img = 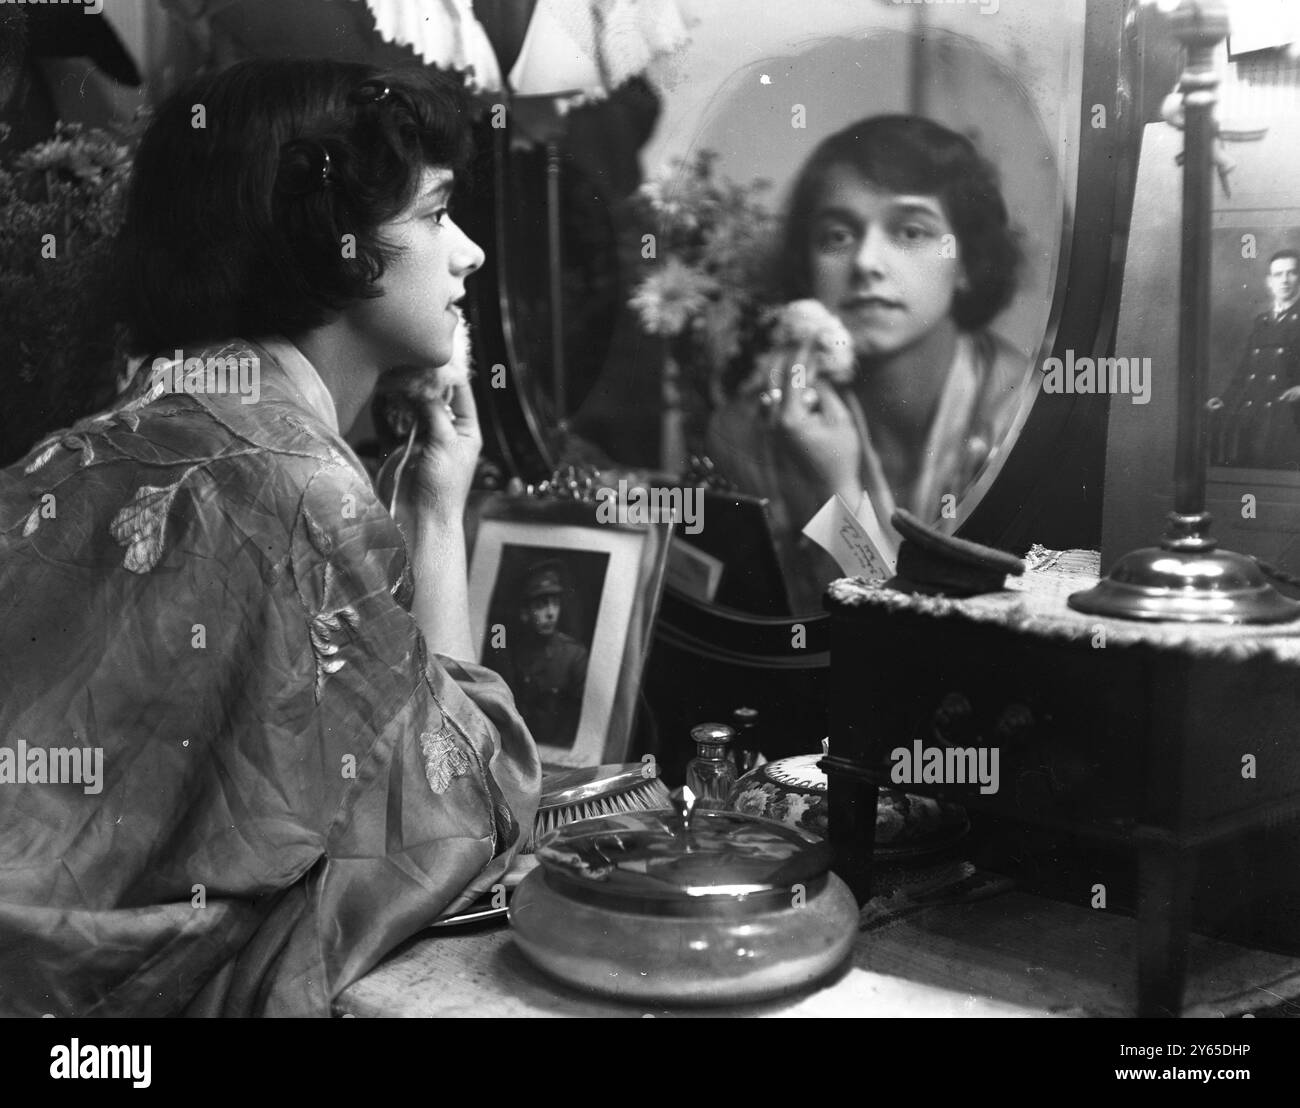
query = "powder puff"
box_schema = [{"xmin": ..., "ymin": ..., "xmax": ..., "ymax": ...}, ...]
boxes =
[{"xmin": 766, "ymin": 299, "xmax": 856, "ymax": 384}]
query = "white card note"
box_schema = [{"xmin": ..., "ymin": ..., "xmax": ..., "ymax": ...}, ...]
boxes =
[{"xmin": 802, "ymin": 494, "xmax": 897, "ymax": 581}]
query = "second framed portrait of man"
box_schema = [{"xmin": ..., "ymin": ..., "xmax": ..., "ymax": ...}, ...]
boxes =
[
  {"xmin": 1102, "ymin": 118, "xmax": 1300, "ymax": 576},
  {"xmin": 466, "ymin": 496, "xmax": 672, "ymax": 768}
]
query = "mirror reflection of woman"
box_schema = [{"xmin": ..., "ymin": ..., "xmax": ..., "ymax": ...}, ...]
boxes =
[{"xmin": 708, "ymin": 116, "xmax": 1025, "ymax": 607}]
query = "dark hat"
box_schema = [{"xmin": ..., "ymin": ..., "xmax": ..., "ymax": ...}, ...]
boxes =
[
  {"xmin": 887, "ymin": 508, "xmax": 1024, "ymax": 597},
  {"xmin": 520, "ymin": 560, "xmax": 566, "ymax": 601}
]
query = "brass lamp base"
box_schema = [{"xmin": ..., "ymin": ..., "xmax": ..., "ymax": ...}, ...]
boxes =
[{"xmin": 1069, "ymin": 545, "xmax": 1300, "ymax": 624}]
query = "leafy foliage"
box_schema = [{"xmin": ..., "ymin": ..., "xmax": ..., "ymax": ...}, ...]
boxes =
[
  {"xmin": 0, "ymin": 121, "xmax": 135, "ymax": 466},
  {"xmin": 629, "ymin": 151, "xmax": 780, "ymax": 391}
]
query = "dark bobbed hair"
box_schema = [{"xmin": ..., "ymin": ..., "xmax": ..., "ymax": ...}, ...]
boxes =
[
  {"xmin": 1269, "ymin": 249, "xmax": 1300, "ymax": 269},
  {"xmin": 778, "ymin": 115, "xmax": 1022, "ymax": 332},
  {"xmin": 116, "ymin": 58, "xmax": 475, "ymax": 355}
]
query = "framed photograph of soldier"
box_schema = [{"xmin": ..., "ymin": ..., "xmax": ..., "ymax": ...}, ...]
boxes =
[
  {"xmin": 1206, "ymin": 227, "xmax": 1300, "ymax": 472},
  {"xmin": 466, "ymin": 495, "xmax": 673, "ymax": 768},
  {"xmin": 1102, "ymin": 118, "xmax": 1300, "ymax": 576}
]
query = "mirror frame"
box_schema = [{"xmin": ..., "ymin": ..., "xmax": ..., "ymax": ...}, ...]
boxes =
[
  {"xmin": 466, "ymin": 126, "xmax": 557, "ymax": 483},
  {"xmin": 472, "ymin": 0, "xmax": 1147, "ymax": 670}
]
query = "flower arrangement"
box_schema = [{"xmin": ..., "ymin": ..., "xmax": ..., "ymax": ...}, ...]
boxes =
[
  {"xmin": 629, "ymin": 151, "xmax": 778, "ymax": 406},
  {"xmin": 627, "ymin": 151, "xmax": 854, "ymax": 453},
  {"xmin": 0, "ymin": 121, "xmax": 135, "ymax": 466}
]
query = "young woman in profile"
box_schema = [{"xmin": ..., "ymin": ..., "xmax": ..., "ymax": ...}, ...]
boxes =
[
  {"xmin": 708, "ymin": 115, "xmax": 1025, "ymax": 606},
  {"xmin": 0, "ymin": 59, "xmax": 540, "ymax": 1016}
]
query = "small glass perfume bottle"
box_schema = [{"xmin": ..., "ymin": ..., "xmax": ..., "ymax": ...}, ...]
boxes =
[
  {"xmin": 686, "ymin": 723, "xmax": 738, "ymax": 810},
  {"xmin": 731, "ymin": 706, "xmax": 760, "ymax": 775}
]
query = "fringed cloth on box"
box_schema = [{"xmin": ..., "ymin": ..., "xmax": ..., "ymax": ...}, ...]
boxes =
[{"xmin": 829, "ymin": 546, "xmax": 1300, "ymax": 665}]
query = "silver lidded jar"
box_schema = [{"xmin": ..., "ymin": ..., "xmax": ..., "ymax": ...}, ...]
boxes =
[{"xmin": 507, "ymin": 788, "xmax": 859, "ymax": 1005}]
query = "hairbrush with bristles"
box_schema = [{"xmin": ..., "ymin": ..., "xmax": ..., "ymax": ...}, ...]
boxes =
[{"xmin": 523, "ymin": 762, "xmax": 673, "ymax": 854}]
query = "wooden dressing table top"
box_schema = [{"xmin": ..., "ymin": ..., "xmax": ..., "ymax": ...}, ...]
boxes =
[{"xmin": 336, "ymin": 861, "xmax": 1300, "ymax": 1018}]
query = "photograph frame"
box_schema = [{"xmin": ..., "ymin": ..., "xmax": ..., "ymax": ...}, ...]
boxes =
[
  {"xmin": 1101, "ymin": 117, "xmax": 1300, "ymax": 574},
  {"xmin": 467, "ymin": 494, "xmax": 672, "ymax": 769}
]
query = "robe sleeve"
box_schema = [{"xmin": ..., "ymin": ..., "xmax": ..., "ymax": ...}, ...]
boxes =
[
  {"xmin": 0, "ymin": 398, "xmax": 540, "ymax": 1017},
  {"xmin": 187, "ymin": 434, "xmax": 543, "ymax": 1015}
]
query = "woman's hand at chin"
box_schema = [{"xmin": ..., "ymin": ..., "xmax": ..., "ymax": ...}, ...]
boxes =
[
  {"xmin": 388, "ymin": 373, "xmax": 481, "ymax": 660},
  {"xmin": 409, "ymin": 376, "xmax": 482, "ymax": 523},
  {"xmin": 378, "ymin": 371, "xmax": 482, "ymax": 531}
]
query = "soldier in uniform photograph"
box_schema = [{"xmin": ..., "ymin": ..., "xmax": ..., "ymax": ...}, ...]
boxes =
[
  {"xmin": 1209, "ymin": 249, "xmax": 1300, "ymax": 467},
  {"xmin": 493, "ymin": 559, "xmax": 591, "ymax": 751}
]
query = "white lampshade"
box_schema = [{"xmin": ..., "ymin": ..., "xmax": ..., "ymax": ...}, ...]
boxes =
[
  {"xmin": 507, "ymin": 0, "xmax": 607, "ymax": 98},
  {"xmin": 366, "ymin": 0, "xmax": 689, "ymax": 102},
  {"xmin": 1223, "ymin": 0, "xmax": 1300, "ymax": 54},
  {"xmin": 1140, "ymin": 0, "xmax": 1300, "ymax": 52},
  {"xmin": 512, "ymin": 0, "xmax": 690, "ymax": 100},
  {"xmin": 365, "ymin": 0, "xmax": 504, "ymax": 90}
]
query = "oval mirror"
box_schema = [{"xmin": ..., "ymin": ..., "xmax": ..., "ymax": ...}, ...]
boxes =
[{"xmin": 481, "ymin": 0, "xmax": 1139, "ymax": 664}]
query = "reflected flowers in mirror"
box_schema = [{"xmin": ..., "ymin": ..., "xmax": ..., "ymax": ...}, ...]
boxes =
[
  {"xmin": 628, "ymin": 153, "xmax": 859, "ymax": 455},
  {"xmin": 628, "ymin": 152, "xmax": 779, "ymax": 418},
  {"xmin": 628, "ymin": 256, "xmax": 718, "ymax": 338}
]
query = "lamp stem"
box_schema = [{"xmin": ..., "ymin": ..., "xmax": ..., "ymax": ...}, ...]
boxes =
[
  {"xmin": 1165, "ymin": 1, "xmax": 1225, "ymax": 551},
  {"xmin": 546, "ymin": 139, "xmax": 567, "ymax": 424}
]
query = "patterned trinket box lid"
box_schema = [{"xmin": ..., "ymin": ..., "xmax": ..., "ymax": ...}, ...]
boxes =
[{"xmin": 727, "ymin": 741, "xmax": 968, "ymax": 854}]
